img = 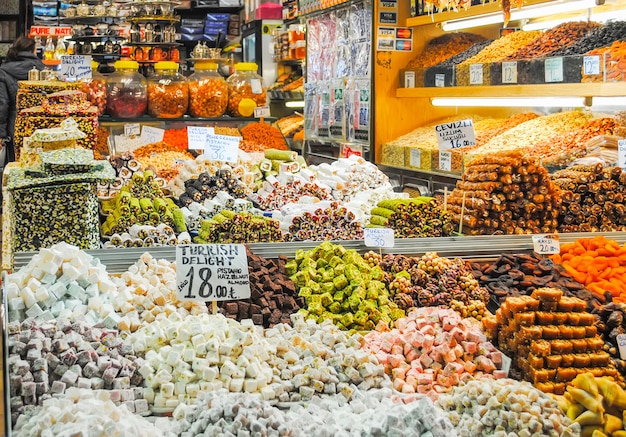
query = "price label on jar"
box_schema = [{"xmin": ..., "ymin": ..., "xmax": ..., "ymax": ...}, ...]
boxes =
[
  {"xmin": 439, "ymin": 151, "xmax": 452, "ymax": 172},
  {"xmin": 404, "ymin": 71, "xmax": 415, "ymax": 88},
  {"xmin": 254, "ymin": 106, "xmax": 271, "ymax": 118},
  {"xmin": 469, "ymin": 64, "xmax": 483, "ymax": 85},
  {"xmin": 545, "ymin": 57, "xmax": 564, "ymax": 83},
  {"xmin": 187, "ymin": 126, "xmax": 214, "ymax": 150},
  {"xmin": 434, "ymin": 119, "xmax": 476, "ymax": 150},
  {"xmin": 140, "ymin": 126, "xmax": 165, "ymax": 146},
  {"xmin": 532, "ymin": 233, "xmax": 560, "ymax": 255},
  {"xmin": 502, "ymin": 61, "xmax": 517, "ymax": 84},
  {"xmin": 124, "ymin": 123, "xmax": 141, "ymax": 137},
  {"xmin": 205, "ymin": 133, "xmax": 240, "ymax": 163},
  {"xmin": 619, "ymin": 140, "xmax": 626, "ymax": 170},
  {"xmin": 176, "ymin": 244, "xmax": 251, "ymax": 302},
  {"xmin": 364, "ymin": 227, "xmax": 395, "ymax": 248},
  {"xmin": 583, "ymin": 55, "xmax": 601, "ymax": 76},
  {"xmin": 435, "ymin": 74, "xmax": 445, "ymax": 88}
]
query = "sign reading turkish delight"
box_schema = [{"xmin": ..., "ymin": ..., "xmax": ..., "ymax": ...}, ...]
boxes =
[
  {"xmin": 176, "ymin": 244, "xmax": 251, "ymax": 302},
  {"xmin": 364, "ymin": 227, "xmax": 395, "ymax": 248}
]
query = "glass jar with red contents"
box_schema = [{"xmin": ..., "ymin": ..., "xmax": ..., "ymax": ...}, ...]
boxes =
[
  {"xmin": 106, "ymin": 60, "xmax": 147, "ymax": 118},
  {"xmin": 147, "ymin": 61, "xmax": 188, "ymax": 118},
  {"xmin": 79, "ymin": 60, "xmax": 107, "ymax": 115}
]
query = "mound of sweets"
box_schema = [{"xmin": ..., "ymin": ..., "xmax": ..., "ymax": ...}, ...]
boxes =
[{"xmin": 483, "ymin": 287, "xmax": 617, "ymax": 394}]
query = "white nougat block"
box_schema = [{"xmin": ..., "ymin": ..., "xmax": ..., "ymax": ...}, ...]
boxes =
[
  {"xmin": 62, "ymin": 263, "xmax": 81, "ymax": 281},
  {"xmin": 9, "ymin": 297, "xmax": 25, "ymax": 311},
  {"xmin": 25, "ymin": 303, "xmax": 44, "ymax": 319},
  {"xmin": 19, "ymin": 286, "xmax": 37, "ymax": 308},
  {"xmin": 5, "ymin": 282, "xmax": 20, "ymax": 300}
]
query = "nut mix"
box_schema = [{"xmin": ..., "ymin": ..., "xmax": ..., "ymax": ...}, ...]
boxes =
[
  {"xmin": 188, "ymin": 74, "xmax": 229, "ymax": 118},
  {"xmin": 147, "ymin": 81, "xmax": 189, "ymax": 118},
  {"xmin": 551, "ymin": 20, "xmax": 626, "ymax": 56}
]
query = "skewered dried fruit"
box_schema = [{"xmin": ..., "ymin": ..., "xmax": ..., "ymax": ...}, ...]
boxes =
[
  {"xmin": 448, "ymin": 150, "xmax": 561, "ymax": 235},
  {"xmin": 368, "ymin": 198, "xmax": 455, "ymax": 238},
  {"xmin": 285, "ymin": 241, "xmax": 404, "ymax": 330}
]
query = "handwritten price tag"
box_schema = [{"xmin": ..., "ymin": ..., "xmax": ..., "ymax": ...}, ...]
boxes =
[
  {"xmin": 187, "ymin": 126, "xmax": 214, "ymax": 150},
  {"xmin": 205, "ymin": 133, "xmax": 240, "ymax": 163},
  {"xmin": 469, "ymin": 64, "xmax": 483, "ymax": 85},
  {"xmin": 176, "ymin": 244, "xmax": 251, "ymax": 302},
  {"xmin": 124, "ymin": 123, "xmax": 141, "ymax": 137},
  {"xmin": 254, "ymin": 106, "xmax": 271, "ymax": 118},
  {"xmin": 435, "ymin": 119, "xmax": 476, "ymax": 150},
  {"xmin": 439, "ymin": 151, "xmax": 452, "ymax": 171},
  {"xmin": 140, "ymin": 126, "xmax": 165, "ymax": 146},
  {"xmin": 545, "ymin": 57, "xmax": 563, "ymax": 83},
  {"xmin": 435, "ymin": 74, "xmax": 445, "ymax": 88},
  {"xmin": 583, "ymin": 55, "xmax": 600, "ymax": 76},
  {"xmin": 532, "ymin": 233, "xmax": 560, "ymax": 255},
  {"xmin": 409, "ymin": 148, "xmax": 421, "ymax": 167},
  {"xmin": 364, "ymin": 228, "xmax": 395, "ymax": 248},
  {"xmin": 619, "ymin": 140, "xmax": 626, "ymax": 170},
  {"xmin": 404, "ymin": 71, "xmax": 415, "ymax": 88},
  {"xmin": 60, "ymin": 55, "xmax": 92, "ymax": 81},
  {"xmin": 502, "ymin": 61, "xmax": 517, "ymax": 84},
  {"xmin": 618, "ymin": 334, "xmax": 626, "ymax": 359}
]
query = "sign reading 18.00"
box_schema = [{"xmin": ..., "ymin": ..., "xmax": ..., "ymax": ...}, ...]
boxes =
[{"xmin": 176, "ymin": 244, "xmax": 251, "ymax": 301}]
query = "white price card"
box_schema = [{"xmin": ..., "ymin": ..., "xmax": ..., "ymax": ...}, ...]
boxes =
[
  {"xmin": 113, "ymin": 135, "xmax": 143, "ymax": 153},
  {"xmin": 409, "ymin": 148, "xmax": 421, "ymax": 167},
  {"xmin": 176, "ymin": 244, "xmax": 251, "ymax": 302},
  {"xmin": 364, "ymin": 228, "xmax": 395, "ymax": 248},
  {"xmin": 545, "ymin": 57, "xmax": 564, "ymax": 83},
  {"xmin": 205, "ymin": 133, "xmax": 240, "ymax": 163},
  {"xmin": 140, "ymin": 126, "xmax": 165, "ymax": 146},
  {"xmin": 619, "ymin": 139, "xmax": 626, "ymax": 169},
  {"xmin": 124, "ymin": 123, "xmax": 141, "ymax": 137},
  {"xmin": 500, "ymin": 351, "xmax": 512, "ymax": 376},
  {"xmin": 439, "ymin": 151, "xmax": 452, "ymax": 172},
  {"xmin": 60, "ymin": 55, "xmax": 91, "ymax": 81},
  {"xmin": 187, "ymin": 126, "xmax": 214, "ymax": 150},
  {"xmin": 502, "ymin": 61, "xmax": 517, "ymax": 84},
  {"xmin": 435, "ymin": 74, "xmax": 445, "ymax": 88},
  {"xmin": 618, "ymin": 334, "xmax": 626, "ymax": 359},
  {"xmin": 404, "ymin": 71, "xmax": 415, "ymax": 88},
  {"xmin": 469, "ymin": 64, "xmax": 483, "ymax": 85},
  {"xmin": 434, "ymin": 119, "xmax": 476, "ymax": 150},
  {"xmin": 532, "ymin": 233, "xmax": 560, "ymax": 255},
  {"xmin": 583, "ymin": 55, "xmax": 601, "ymax": 76},
  {"xmin": 250, "ymin": 78, "xmax": 263, "ymax": 94},
  {"xmin": 254, "ymin": 106, "xmax": 271, "ymax": 118}
]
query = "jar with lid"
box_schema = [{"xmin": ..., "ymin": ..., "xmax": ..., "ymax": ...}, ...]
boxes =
[
  {"xmin": 188, "ymin": 62, "xmax": 228, "ymax": 117},
  {"xmin": 147, "ymin": 61, "xmax": 188, "ymax": 118},
  {"xmin": 106, "ymin": 60, "xmax": 147, "ymax": 117},
  {"xmin": 76, "ymin": 1, "xmax": 90, "ymax": 16},
  {"xmin": 226, "ymin": 62, "xmax": 267, "ymax": 117},
  {"xmin": 93, "ymin": 3, "xmax": 106, "ymax": 16},
  {"xmin": 80, "ymin": 61, "xmax": 107, "ymax": 115}
]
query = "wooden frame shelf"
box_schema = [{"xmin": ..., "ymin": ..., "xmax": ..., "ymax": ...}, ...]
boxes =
[{"xmin": 396, "ymin": 82, "xmax": 626, "ymax": 98}]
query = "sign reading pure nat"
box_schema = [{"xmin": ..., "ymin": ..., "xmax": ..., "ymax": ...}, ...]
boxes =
[
  {"xmin": 176, "ymin": 244, "xmax": 251, "ymax": 302},
  {"xmin": 434, "ymin": 119, "xmax": 477, "ymax": 150}
]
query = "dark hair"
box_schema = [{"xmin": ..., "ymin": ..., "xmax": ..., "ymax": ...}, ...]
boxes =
[{"xmin": 6, "ymin": 36, "xmax": 36, "ymax": 62}]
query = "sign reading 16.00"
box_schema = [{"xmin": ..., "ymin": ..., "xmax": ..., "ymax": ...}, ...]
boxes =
[{"xmin": 176, "ymin": 244, "xmax": 251, "ymax": 302}]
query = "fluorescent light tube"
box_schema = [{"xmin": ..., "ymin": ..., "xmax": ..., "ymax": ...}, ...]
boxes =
[
  {"xmin": 430, "ymin": 97, "xmax": 586, "ymax": 107},
  {"xmin": 285, "ymin": 100, "xmax": 305, "ymax": 108}
]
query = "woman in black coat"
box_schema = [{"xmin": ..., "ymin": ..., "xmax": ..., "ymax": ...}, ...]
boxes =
[{"xmin": 0, "ymin": 36, "xmax": 45, "ymax": 164}]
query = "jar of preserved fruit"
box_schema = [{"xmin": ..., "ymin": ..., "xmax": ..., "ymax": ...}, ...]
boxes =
[
  {"xmin": 80, "ymin": 61, "xmax": 107, "ymax": 115},
  {"xmin": 188, "ymin": 62, "xmax": 228, "ymax": 118},
  {"xmin": 106, "ymin": 60, "xmax": 147, "ymax": 118},
  {"xmin": 147, "ymin": 61, "xmax": 188, "ymax": 118},
  {"xmin": 226, "ymin": 62, "xmax": 267, "ymax": 117}
]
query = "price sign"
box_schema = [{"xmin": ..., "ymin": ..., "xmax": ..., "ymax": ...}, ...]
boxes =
[
  {"xmin": 619, "ymin": 140, "xmax": 626, "ymax": 169},
  {"xmin": 434, "ymin": 119, "xmax": 476, "ymax": 150},
  {"xmin": 187, "ymin": 126, "xmax": 214, "ymax": 150},
  {"xmin": 500, "ymin": 351, "xmax": 512, "ymax": 376},
  {"xmin": 409, "ymin": 148, "xmax": 421, "ymax": 167},
  {"xmin": 364, "ymin": 228, "xmax": 395, "ymax": 248},
  {"xmin": 439, "ymin": 151, "xmax": 452, "ymax": 171},
  {"xmin": 545, "ymin": 57, "xmax": 564, "ymax": 83},
  {"xmin": 469, "ymin": 64, "xmax": 483, "ymax": 85},
  {"xmin": 340, "ymin": 143, "xmax": 363, "ymax": 158},
  {"xmin": 113, "ymin": 135, "xmax": 143, "ymax": 153},
  {"xmin": 502, "ymin": 61, "xmax": 517, "ymax": 84},
  {"xmin": 124, "ymin": 123, "xmax": 141, "ymax": 137},
  {"xmin": 583, "ymin": 55, "xmax": 601, "ymax": 76},
  {"xmin": 254, "ymin": 106, "xmax": 271, "ymax": 118},
  {"xmin": 205, "ymin": 133, "xmax": 240, "ymax": 163},
  {"xmin": 176, "ymin": 244, "xmax": 251, "ymax": 302},
  {"xmin": 404, "ymin": 71, "xmax": 415, "ymax": 88},
  {"xmin": 617, "ymin": 334, "xmax": 626, "ymax": 359},
  {"xmin": 532, "ymin": 233, "xmax": 560, "ymax": 255},
  {"xmin": 435, "ymin": 74, "xmax": 445, "ymax": 88},
  {"xmin": 140, "ymin": 126, "xmax": 165, "ymax": 146},
  {"xmin": 60, "ymin": 55, "xmax": 92, "ymax": 81}
]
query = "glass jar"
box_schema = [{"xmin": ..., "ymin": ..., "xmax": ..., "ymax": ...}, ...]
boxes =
[
  {"xmin": 76, "ymin": 1, "xmax": 90, "ymax": 16},
  {"xmin": 147, "ymin": 61, "xmax": 188, "ymax": 118},
  {"xmin": 226, "ymin": 62, "xmax": 267, "ymax": 117},
  {"xmin": 93, "ymin": 3, "xmax": 106, "ymax": 16},
  {"xmin": 80, "ymin": 61, "xmax": 107, "ymax": 115},
  {"xmin": 106, "ymin": 60, "xmax": 147, "ymax": 118},
  {"xmin": 188, "ymin": 62, "xmax": 228, "ymax": 118}
]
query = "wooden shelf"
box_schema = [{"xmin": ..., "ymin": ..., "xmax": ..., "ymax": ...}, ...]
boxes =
[
  {"xmin": 405, "ymin": 0, "xmax": 552, "ymax": 27},
  {"xmin": 396, "ymin": 82, "xmax": 626, "ymax": 98}
]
